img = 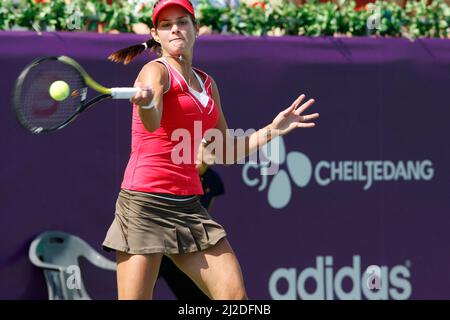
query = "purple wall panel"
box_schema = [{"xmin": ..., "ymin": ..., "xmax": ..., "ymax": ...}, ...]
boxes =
[{"xmin": 1, "ymin": 31, "xmax": 449, "ymax": 299}]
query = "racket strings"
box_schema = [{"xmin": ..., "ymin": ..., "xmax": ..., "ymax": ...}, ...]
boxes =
[{"xmin": 16, "ymin": 59, "xmax": 86, "ymax": 131}]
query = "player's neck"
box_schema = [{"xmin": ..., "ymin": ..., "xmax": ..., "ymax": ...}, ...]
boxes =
[
  {"xmin": 161, "ymin": 52, "xmax": 193, "ymax": 70},
  {"xmin": 162, "ymin": 53, "xmax": 195, "ymax": 85}
]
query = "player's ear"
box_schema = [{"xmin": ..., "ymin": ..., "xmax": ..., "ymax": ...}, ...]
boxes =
[{"xmin": 151, "ymin": 28, "xmax": 159, "ymax": 43}]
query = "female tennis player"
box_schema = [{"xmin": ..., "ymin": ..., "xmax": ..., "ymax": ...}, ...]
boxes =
[{"xmin": 102, "ymin": 0, "xmax": 319, "ymax": 300}]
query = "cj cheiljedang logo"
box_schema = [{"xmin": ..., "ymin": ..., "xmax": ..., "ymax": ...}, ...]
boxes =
[
  {"xmin": 242, "ymin": 137, "xmax": 434, "ymax": 209},
  {"xmin": 269, "ymin": 255, "xmax": 412, "ymax": 300}
]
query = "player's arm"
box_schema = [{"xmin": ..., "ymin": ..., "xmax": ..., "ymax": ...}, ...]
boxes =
[
  {"xmin": 196, "ymin": 159, "xmax": 209, "ymax": 176},
  {"xmin": 132, "ymin": 61, "xmax": 168, "ymax": 132}
]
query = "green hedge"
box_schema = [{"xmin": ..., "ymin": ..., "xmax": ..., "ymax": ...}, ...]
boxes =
[{"xmin": 0, "ymin": 0, "xmax": 449, "ymax": 39}]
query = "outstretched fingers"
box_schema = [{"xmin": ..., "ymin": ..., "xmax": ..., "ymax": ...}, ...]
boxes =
[
  {"xmin": 282, "ymin": 94, "xmax": 305, "ymax": 115},
  {"xmin": 295, "ymin": 98, "xmax": 316, "ymax": 116},
  {"xmin": 297, "ymin": 122, "xmax": 316, "ymax": 128},
  {"xmin": 300, "ymin": 113, "xmax": 320, "ymax": 122}
]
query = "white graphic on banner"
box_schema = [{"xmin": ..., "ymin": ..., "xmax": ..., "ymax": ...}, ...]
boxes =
[
  {"xmin": 242, "ymin": 137, "xmax": 434, "ymax": 209},
  {"xmin": 268, "ymin": 255, "xmax": 412, "ymax": 300},
  {"xmin": 242, "ymin": 137, "xmax": 312, "ymax": 209}
]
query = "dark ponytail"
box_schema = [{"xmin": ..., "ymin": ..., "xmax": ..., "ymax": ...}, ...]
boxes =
[{"xmin": 108, "ymin": 38, "xmax": 162, "ymax": 65}]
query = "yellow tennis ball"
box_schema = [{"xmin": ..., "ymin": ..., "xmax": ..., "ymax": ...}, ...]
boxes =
[{"xmin": 49, "ymin": 80, "xmax": 70, "ymax": 101}]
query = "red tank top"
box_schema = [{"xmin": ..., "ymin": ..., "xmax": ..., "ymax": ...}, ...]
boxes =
[{"xmin": 121, "ymin": 58, "xmax": 219, "ymax": 195}]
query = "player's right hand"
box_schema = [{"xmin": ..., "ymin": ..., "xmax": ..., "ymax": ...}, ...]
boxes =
[{"xmin": 131, "ymin": 81, "xmax": 154, "ymax": 108}]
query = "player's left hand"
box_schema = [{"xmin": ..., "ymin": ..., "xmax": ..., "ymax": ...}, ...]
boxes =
[{"xmin": 270, "ymin": 94, "xmax": 319, "ymax": 136}]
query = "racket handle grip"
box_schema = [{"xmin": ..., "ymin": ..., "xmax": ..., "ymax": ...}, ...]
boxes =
[{"xmin": 110, "ymin": 87, "xmax": 140, "ymax": 99}]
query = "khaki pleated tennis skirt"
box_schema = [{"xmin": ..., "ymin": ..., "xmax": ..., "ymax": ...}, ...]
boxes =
[{"xmin": 102, "ymin": 189, "xmax": 227, "ymax": 255}]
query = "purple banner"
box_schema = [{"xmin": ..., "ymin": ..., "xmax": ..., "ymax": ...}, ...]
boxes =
[{"xmin": 1, "ymin": 31, "xmax": 450, "ymax": 299}]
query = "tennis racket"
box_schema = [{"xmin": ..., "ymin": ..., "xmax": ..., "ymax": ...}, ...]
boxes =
[{"xmin": 13, "ymin": 55, "xmax": 140, "ymax": 134}]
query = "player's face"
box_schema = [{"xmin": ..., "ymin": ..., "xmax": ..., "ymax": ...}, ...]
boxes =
[{"xmin": 154, "ymin": 6, "xmax": 197, "ymax": 56}]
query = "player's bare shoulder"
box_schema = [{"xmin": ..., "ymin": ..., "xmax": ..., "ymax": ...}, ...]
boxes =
[
  {"xmin": 136, "ymin": 59, "xmax": 169, "ymax": 91},
  {"xmin": 141, "ymin": 59, "xmax": 166, "ymax": 76}
]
